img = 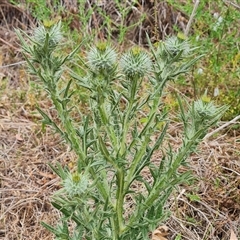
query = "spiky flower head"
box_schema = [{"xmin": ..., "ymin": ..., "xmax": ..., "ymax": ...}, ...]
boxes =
[
  {"xmin": 120, "ymin": 47, "xmax": 152, "ymax": 79},
  {"xmin": 185, "ymin": 99, "xmax": 227, "ymax": 140},
  {"xmin": 193, "ymin": 99, "xmax": 218, "ymax": 121},
  {"xmin": 157, "ymin": 36, "xmax": 190, "ymax": 61},
  {"xmin": 87, "ymin": 42, "xmax": 117, "ymax": 74},
  {"xmin": 33, "ymin": 21, "xmax": 62, "ymax": 51},
  {"xmin": 63, "ymin": 171, "xmax": 89, "ymax": 198}
]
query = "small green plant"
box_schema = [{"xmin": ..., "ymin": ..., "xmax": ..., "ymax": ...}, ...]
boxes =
[
  {"xmin": 174, "ymin": 234, "xmax": 182, "ymax": 240},
  {"xmin": 16, "ymin": 22, "xmax": 227, "ymax": 239}
]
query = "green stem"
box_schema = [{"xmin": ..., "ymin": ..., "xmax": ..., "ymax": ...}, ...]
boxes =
[
  {"xmin": 120, "ymin": 76, "xmax": 138, "ymax": 156},
  {"xmin": 98, "ymin": 102, "xmax": 119, "ymax": 153},
  {"xmin": 139, "ymin": 81, "xmax": 165, "ymax": 138},
  {"xmin": 124, "ymin": 136, "xmax": 150, "ymax": 194},
  {"xmin": 119, "ymin": 100, "xmax": 133, "ymax": 156},
  {"xmin": 115, "ymin": 168, "xmax": 125, "ymax": 236}
]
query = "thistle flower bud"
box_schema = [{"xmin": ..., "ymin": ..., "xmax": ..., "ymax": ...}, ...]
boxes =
[
  {"xmin": 87, "ymin": 42, "xmax": 117, "ymax": 74},
  {"xmin": 120, "ymin": 47, "xmax": 152, "ymax": 79},
  {"xmin": 193, "ymin": 99, "xmax": 217, "ymax": 121},
  {"xmin": 63, "ymin": 172, "xmax": 89, "ymax": 198},
  {"xmin": 33, "ymin": 22, "xmax": 62, "ymax": 50},
  {"xmin": 157, "ymin": 36, "xmax": 190, "ymax": 61}
]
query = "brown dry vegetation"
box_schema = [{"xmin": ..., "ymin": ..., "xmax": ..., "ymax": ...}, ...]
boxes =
[{"xmin": 0, "ymin": 1, "xmax": 240, "ymax": 240}]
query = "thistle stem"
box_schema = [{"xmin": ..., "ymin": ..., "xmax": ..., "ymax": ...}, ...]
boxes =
[
  {"xmin": 120, "ymin": 76, "xmax": 138, "ymax": 156},
  {"xmin": 115, "ymin": 168, "xmax": 125, "ymax": 236}
]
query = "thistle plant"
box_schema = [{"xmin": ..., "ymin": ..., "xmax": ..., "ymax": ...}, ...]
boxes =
[{"xmin": 16, "ymin": 22, "xmax": 227, "ymax": 240}]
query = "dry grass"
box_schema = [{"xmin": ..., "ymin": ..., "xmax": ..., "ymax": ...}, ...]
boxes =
[
  {"xmin": 166, "ymin": 133, "xmax": 240, "ymax": 240},
  {"xmin": 0, "ymin": 2, "xmax": 240, "ymax": 239}
]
